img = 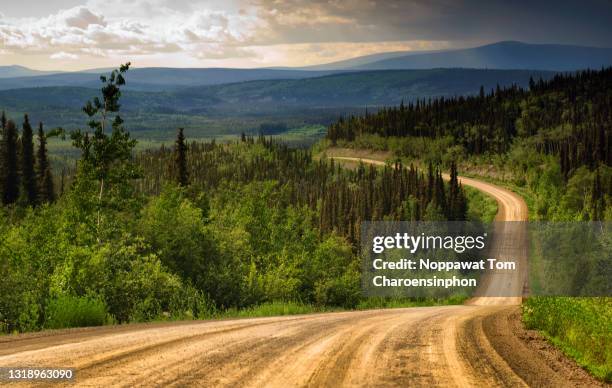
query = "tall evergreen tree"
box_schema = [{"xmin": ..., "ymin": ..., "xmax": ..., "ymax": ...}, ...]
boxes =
[
  {"xmin": 2, "ymin": 120, "xmax": 20, "ymax": 205},
  {"xmin": 36, "ymin": 123, "xmax": 54, "ymax": 203},
  {"xmin": 21, "ymin": 115, "xmax": 37, "ymax": 206},
  {"xmin": 0, "ymin": 111, "xmax": 6, "ymax": 198},
  {"xmin": 448, "ymin": 161, "xmax": 461, "ymax": 220},
  {"xmin": 175, "ymin": 127, "xmax": 189, "ymax": 186},
  {"xmin": 0, "ymin": 111, "xmax": 6, "ymax": 135}
]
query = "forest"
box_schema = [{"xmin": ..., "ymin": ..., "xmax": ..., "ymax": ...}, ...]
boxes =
[
  {"xmin": 0, "ymin": 64, "xmax": 483, "ymax": 334},
  {"xmin": 327, "ymin": 68, "xmax": 612, "ymax": 221}
]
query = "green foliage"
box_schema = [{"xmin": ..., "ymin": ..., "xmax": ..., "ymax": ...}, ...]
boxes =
[
  {"xmin": 174, "ymin": 128, "xmax": 189, "ymax": 186},
  {"xmin": 0, "ymin": 64, "xmax": 540, "ymax": 335},
  {"xmin": 505, "ymin": 139, "xmax": 611, "ymax": 221},
  {"xmin": 328, "ymin": 69, "xmax": 611, "ymax": 220},
  {"xmin": 217, "ymin": 301, "xmax": 334, "ymax": 319},
  {"xmin": 36, "ymin": 123, "xmax": 55, "ymax": 203},
  {"xmin": 45, "ymin": 296, "xmax": 110, "ymax": 329},
  {"xmin": 464, "ymin": 186, "xmax": 498, "ymax": 222},
  {"xmin": 69, "ymin": 63, "xmax": 141, "ymax": 241},
  {"xmin": 1, "ymin": 119, "xmax": 19, "ymax": 204},
  {"xmin": 356, "ymin": 295, "xmax": 468, "ymax": 309},
  {"xmin": 20, "ymin": 115, "xmax": 37, "ymax": 206},
  {"xmin": 138, "ymin": 186, "xmax": 210, "ymax": 289},
  {"xmin": 523, "ymin": 297, "xmax": 612, "ymax": 382},
  {"xmin": 312, "ymin": 237, "xmax": 361, "ymax": 308}
]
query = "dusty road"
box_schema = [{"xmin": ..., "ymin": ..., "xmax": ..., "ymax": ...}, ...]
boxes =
[{"xmin": 0, "ymin": 156, "xmax": 596, "ymax": 387}]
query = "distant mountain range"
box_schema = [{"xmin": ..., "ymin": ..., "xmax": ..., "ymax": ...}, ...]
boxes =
[
  {"xmin": 0, "ymin": 68, "xmax": 555, "ymax": 135},
  {"xmin": 0, "ymin": 65, "xmax": 62, "ymax": 78},
  {"xmin": 1, "ymin": 41, "xmax": 610, "ymax": 92},
  {"xmin": 303, "ymin": 41, "xmax": 612, "ymax": 71}
]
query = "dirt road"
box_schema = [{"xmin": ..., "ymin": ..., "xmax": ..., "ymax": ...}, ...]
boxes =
[{"xmin": 0, "ymin": 156, "xmax": 596, "ymax": 387}]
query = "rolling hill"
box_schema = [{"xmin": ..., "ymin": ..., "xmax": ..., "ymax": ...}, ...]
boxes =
[
  {"xmin": 0, "ymin": 68, "xmax": 341, "ymax": 92},
  {"xmin": 0, "ymin": 68, "xmax": 555, "ymax": 139}
]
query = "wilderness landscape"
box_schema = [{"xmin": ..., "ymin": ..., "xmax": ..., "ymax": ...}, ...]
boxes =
[{"xmin": 0, "ymin": 1, "xmax": 610, "ymax": 386}]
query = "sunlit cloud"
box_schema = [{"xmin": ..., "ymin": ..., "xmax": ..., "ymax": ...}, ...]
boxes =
[
  {"xmin": 50, "ymin": 51, "xmax": 80, "ymax": 59},
  {"xmin": 246, "ymin": 41, "xmax": 452, "ymax": 67}
]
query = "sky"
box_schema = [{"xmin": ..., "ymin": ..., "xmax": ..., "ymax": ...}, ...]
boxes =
[{"xmin": 1, "ymin": 0, "xmax": 611, "ymax": 71}]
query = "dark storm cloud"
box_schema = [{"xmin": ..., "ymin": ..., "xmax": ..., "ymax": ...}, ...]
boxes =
[{"xmin": 253, "ymin": 0, "xmax": 612, "ymax": 47}]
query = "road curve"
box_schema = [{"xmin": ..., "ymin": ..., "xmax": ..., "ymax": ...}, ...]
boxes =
[
  {"xmin": 330, "ymin": 156, "xmax": 529, "ymax": 306},
  {"xmin": 1, "ymin": 156, "xmax": 583, "ymax": 387}
]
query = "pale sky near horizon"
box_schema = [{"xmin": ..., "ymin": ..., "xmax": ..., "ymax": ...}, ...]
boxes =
[{"xmin": 1, "ymin": 0, "xmax": 611, "ymax": 71}]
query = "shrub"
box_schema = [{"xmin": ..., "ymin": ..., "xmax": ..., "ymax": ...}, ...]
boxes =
[
  {"xmin": 139, "ymin": 186, "xmax": 210, "ymax": 287},
  {"xmin": 45, "ymin": 295, "xmax": 110, "ymax": 329},
  {"xmin": 314, "ymin": 270, "xmax": 361, "ymax": 309}
]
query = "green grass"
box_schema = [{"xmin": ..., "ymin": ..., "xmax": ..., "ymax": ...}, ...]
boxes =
[
  {"xmin": 464, "ymin": 185, "xmax": 498, "ymax": 222},
  {"xmin": 357, "ymin": 295, "xmax": 469, "ymax": 309},
  {"xmin": 46, "ymin": 125, "xmax": 326, "ymax": 156},
  {"xmin": 458, "ymin": 171, "xmax": 537, "ymax": 221},
  {"xmin": 44, "ymin": 296, "xmax": 113, "ymax": 329},
  {"xmin": 212, "ymin": 301, "xmax": 338, "ymax": 319},
  {"xmin": 2, "ymin": 296, "xmax": 469, "ymax": 337},
  {"xmin": 274, "ymin": 125, "xmax": 327, "ymax": 146},
  {"xmin": 207, "ymin": 296, "xmax": 469, "ymax": 320},
  {"xmin": 523, "ymin": 297, "xmax": 612, "ymax": 382}
]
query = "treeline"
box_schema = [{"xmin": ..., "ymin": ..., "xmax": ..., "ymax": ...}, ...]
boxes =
[
  {"xmin": 136, "ymin": 135, "xmax": 468, "ymax": 245},
  {"xmin": 327, "ymin": 68, "xmax": 611, "ymax": 174},
  {"xmin": 0, "ymin": 113, "xmax": 55, "ymax": 206}
]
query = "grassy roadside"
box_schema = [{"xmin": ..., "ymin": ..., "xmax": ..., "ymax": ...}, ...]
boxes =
[
  {"xmin": 523, "ymin": 297, "xmax": 611, "ymax": 382},
  {"xmin": 464, "ymin": 185, "xmax": 498, "ymax": 223},
  {"xmin": 208, "ymin": 296, "xmax": 469, "ymax": 320},
  {"xmin": 2, "ymin": 298, "xmax": 468, "ymax": 336},
  {"xmin": 458, "ymin": 171, "xmax": 538, "ymax": 221}
]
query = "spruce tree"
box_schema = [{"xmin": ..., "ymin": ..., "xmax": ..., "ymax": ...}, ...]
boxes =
[
  {"xmin": 455, "ymin": 184, "xmax": 468, "ymax": 221},
  {"xmin": 2, "ymin": 120, "xmax": 19, "ymax": 205},
  {"xmin": 175, "ymin": 127, "xmax": 189, "ymax": 186},
  {"xmin": 36, "ymin": 123, "xmax": 54, "ymax": 203},
  {"xmin": 0, "ymin": 111, "xmax": 5, "ymax": 198},
  {"xmin": 448, "ymin": 161, "xmax": 460, "ymax": 220},
  {"xmin": 21, "ymin": 115, "xmax": 37, "ymax": 206}
]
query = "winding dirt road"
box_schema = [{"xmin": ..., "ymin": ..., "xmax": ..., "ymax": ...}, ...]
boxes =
[{"xmin": 0, "ymin": 155, "xmax": 598, "ymax": 387}]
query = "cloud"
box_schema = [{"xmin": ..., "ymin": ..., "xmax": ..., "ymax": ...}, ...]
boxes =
[
  {"xmin": 50, "ymin": 51, "xmax": 79, "ymax": 59},
  {"xmin": 246, "ymin": 40, "xmax": 451, "ymax": 67},
  {"xmin": 0, "ymin": 3, "xmax": 259, "ymax": 61},
  {"xmin": 249, "ymin": 0, "xmax": 612, "ymax": 47},
  {"xmin": 1, "ymin": 0, "xmax": 611, "ymax": 70},
  {"xmin": 62, "ymin": 7, "xmax": 106, "ymax": 29}
]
